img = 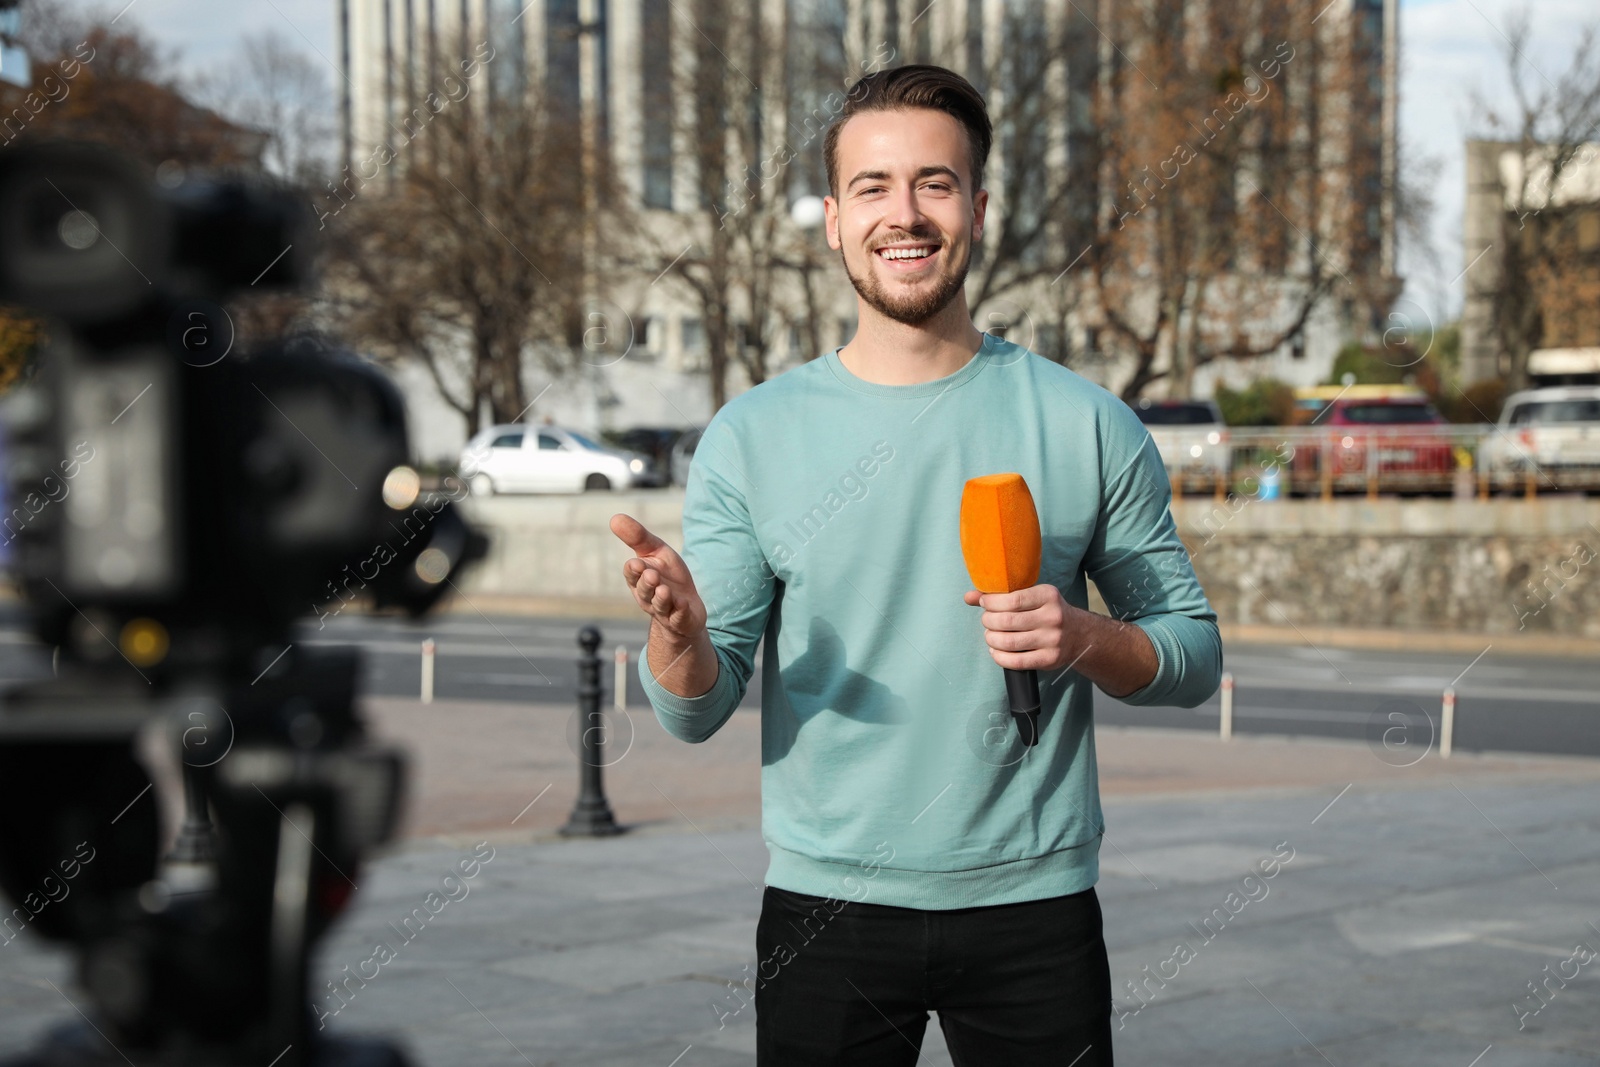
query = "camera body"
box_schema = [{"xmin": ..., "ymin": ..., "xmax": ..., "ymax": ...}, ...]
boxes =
[
  {"xmin": 0, "ymin": 142, "xmax": 473, "ymax": 674},
  {"xmin": 0, "ymin": 143, "xmax": 481, "ymax": 1066}
]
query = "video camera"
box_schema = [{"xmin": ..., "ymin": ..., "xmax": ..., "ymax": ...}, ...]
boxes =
[{"xmin": 0, "ymin": 142, "xmax": 483, "ymax": 1066}]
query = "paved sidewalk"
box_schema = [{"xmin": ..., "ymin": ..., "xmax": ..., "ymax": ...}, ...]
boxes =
[
  {"xmin": 4, "ymin": 713, "xmax": 1600, "ymax": 1065},
  {"xmin": 291, "ymin": 696, "xmax": 1600, "ymax": 842}
]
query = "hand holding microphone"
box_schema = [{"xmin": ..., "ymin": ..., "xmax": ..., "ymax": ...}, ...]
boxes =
[{"xmin": 960, "ymin": 473, "xmax": 1051, "ymax": 747}]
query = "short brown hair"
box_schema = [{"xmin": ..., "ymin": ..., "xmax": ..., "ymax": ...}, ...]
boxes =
[{"xmin": 824, "ymin": 64, "xmax": 993, "ymax": 199}]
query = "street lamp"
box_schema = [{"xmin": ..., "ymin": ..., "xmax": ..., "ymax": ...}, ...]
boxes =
[
  {"xmin": 790, "ymin": 194, "xmax": 825, "ymax": 231},
  {"xmin": 577, "ymin": 0, "xmax": 605, "ymax": 428}
]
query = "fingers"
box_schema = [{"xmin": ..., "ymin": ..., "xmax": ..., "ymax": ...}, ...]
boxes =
[
  {"xmin": 965, "ymin": 591, "xmax": 1028, "ymax": 621},
  {"xmin": 628, "ymin": 560, "xmax": 666, "ymax": 609},
  {"xmin": 977, "ymin": 602, "xmax": 1053, "ymax": 633},
  {"xmin": 969, "ymin": 586, "xmax": 1061, "ymax": 623},
  {"xmin": 612, "ymin": 514, "xmax": 703, "ymax": 630},
  {"xmin": 610, "ymin": 513, "xmax": 665, "ymax": 556},
  {"xmin": 612, "ymin": 513, "xmax": 685, "ymax": 575},
  {"xmin": 984, "ymin": 627, "xmax": 1048, "ymax": 653},
  {"xmin": 615, "ymin": 514, "xmax": 684, "ymax": 605},
  {"xmin": 622, "ymin": 557, "xmax": 691, "ymax": 625},
  {"xmin": 970, "ymin": 585, "xmax": 1053, "ymax": 613},
  {"xmin": 649, "ymin": 581, "xmax": 678, "ymax": 619},
  {"xmin": 986, "ymin": 647, "xmax": 1052, "ymax": 671},
  {"xmin": 980, "ymin": 608, "xmax": 1032, "ymax": 632},
  {"xmin": 966, "ymin": 585, "xmax": 1067, "ymax": 671}
]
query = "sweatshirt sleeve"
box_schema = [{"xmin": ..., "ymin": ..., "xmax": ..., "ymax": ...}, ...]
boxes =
[
  {"xmin": 1083, "ymin": 411, "xmax": 1223, "ymax": 709},
  {"xmin": 637, "ymin": 416, "xmax": 776, "ymax": 743}
]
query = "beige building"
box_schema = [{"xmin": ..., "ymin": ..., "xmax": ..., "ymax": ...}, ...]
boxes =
[
  {"xmin": 335, "ymin": 0, "xmax": 1399, "ymax": 458},
  {"xmin": 1462, "ymin": 138, "xmax": 1600, "ymax": 386}
]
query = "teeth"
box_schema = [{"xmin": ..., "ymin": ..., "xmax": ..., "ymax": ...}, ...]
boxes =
[{"xmin": 878, "ymin": 247, "xmax": 934, "ymax": 260}]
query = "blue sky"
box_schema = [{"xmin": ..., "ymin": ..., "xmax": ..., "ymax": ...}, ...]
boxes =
[
  {"xmin": 51, "ymin": 0, "xmax": 1600, "ymax": 327},
  {"xmin": 101, "ymin": 0, "xmax": 340, "ymax": 77}
]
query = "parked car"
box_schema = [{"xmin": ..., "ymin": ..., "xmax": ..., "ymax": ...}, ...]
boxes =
[
  {"xmin": 1290, "ymin": 383, "xmax": 1427, "ymax": 425},
  {"xmin": 599, "ymin": 427, "xmax": 681, "ymax": 488},
  {"xmin": 1128, "ymin": 398, "xmax": 1230, "ymax": 490},
  {"xmin": 670, "ymin": 427, "xmax": 703, "ymax": 488},
  {"xmin": 1291, "ymin": 396, "xmax": 1455, "ymax": 493},
  {"xmin": 1481, "ymin": 385, "xmax": 1600, "ymax": 491},
  {"xmin": 459, "ymin": 425, "xmax": 652, "ymax": 494}
]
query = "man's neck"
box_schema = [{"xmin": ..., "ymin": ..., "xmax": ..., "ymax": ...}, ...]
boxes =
[{"xmin": 838, "ymin": 299, "xmax": 986, "ymax": 386}]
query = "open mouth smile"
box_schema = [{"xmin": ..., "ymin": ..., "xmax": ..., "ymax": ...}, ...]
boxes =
[{"xmin": 874, "ymin": 244, "xmax": 940, "ymax": 271}]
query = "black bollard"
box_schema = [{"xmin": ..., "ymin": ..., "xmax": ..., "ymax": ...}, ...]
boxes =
[{"xmin": 560, "ymin": 625, "xmax": 623, "ymax": 837}]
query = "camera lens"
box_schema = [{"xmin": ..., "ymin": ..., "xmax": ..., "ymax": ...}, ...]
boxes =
[
  {"xmin": 58, "ymin": 209, "xmax": 100, "ymax": 250},
  {"xmin": 0, "ymin": 144, "xmax": 171, "ymax": 320}
]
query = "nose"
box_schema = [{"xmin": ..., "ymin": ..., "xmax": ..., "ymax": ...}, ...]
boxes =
[{"xmin": 882, "ymin": 181, "xmax": 929, "ymax": 234}]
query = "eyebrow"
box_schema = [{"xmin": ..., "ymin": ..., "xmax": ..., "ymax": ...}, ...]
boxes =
[{"xmin": 846, "ymin": 165, "xmax": 962, "ymax": 190}]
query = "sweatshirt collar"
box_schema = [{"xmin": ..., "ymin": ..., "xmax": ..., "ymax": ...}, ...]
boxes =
[{"xmin": 823, "ymin": 332, "xmax": 999, "ymax": 397}]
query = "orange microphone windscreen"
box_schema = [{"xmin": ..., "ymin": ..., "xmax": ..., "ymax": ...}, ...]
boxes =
[{"xmin": 960, "ymin": 473, "xmax": 1041, "ymax": 594}]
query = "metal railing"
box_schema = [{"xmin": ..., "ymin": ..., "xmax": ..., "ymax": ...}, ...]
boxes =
[{"xmin": 1155, "ymin": 425, "xmax": 1600, "ymax": 501}]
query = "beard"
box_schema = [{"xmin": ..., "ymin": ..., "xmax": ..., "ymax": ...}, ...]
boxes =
[{"xmin": 842, "ymin": 236, "xmax": 972, "ymax": 327}]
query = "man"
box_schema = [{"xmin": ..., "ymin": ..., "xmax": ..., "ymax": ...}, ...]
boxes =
[{"xmin": 610, "ymin": 64, "xmax": 1220, "ymax": 1065}]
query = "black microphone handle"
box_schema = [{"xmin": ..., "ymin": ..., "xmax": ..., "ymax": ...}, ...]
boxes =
[{"xmin": 1003, "ymin": 667, "xmax": 1041, "ymax": 747}]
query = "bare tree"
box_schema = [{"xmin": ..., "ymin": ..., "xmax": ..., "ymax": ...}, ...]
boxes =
[
  {"xmin": 622, "ymin": 0, "xmax": 1389, "ymax": 407},
  {"xmin": 321, "ymin": 39, "xmax": 601, "ymax": 433},
  {"xmin": 4, "ymin": 14, "xmax": 263, "ymax": 168},
  {"xmin": 12, "ymin": 0, "xmax": 172, "ymax": 71},
  {"xmin": 630, "ymin": 0, "xmax": 1078, "ymax": 411},
  {"xmin": 1067, "ymin": 0, "xmax": 1383, "ymax": 400},
  {"xmin": 181, "ymin": 30, "xmax": 340, "ymax": 350},
  {"xmin": 192, "ymin": 29, "xmax": 337, "ymax": 184},
  {"xmin": 1472, "ymin": 10, "xmax": 1600, "ymax": 391},
  {"xmin": 624, "ymin": 0, "xmax": 855, "ymax": 411},
  {"xmin": 958, "ymin": 8, "xmax": 1093, "ymax": 317}
]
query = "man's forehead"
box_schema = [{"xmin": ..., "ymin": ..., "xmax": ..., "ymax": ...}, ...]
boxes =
[{"xmin": 836, "ymin": 108, "xmax": 971, "ymax": 182}]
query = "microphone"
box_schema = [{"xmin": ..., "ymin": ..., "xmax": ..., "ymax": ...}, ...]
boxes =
[{"xmin": 960, "ymin": 473, "xmax": 1043, "ymax": 747}]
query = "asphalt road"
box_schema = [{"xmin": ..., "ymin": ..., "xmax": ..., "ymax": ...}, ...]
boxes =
[
  {"xmin": 1099, "ymin": 641, "xmax": 1600, "ymax": 760},
  {"xmin": 0, "ymin": 608, "xmax": 1593, "ymax": 759}
]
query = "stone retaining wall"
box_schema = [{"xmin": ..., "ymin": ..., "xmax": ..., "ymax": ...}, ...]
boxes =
[{"xmin": 458, "ymin": 493, "xmax": 1600, "ymax": 639}]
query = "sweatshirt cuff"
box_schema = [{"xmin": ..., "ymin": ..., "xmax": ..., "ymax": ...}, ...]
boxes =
[
  {"xmin": 1121, "ymin": 614, "xmax": 1222, "ymax": 709},
  {"xmin": 637, "ymin": 642, "xmax": 742, "ymax": 742}
]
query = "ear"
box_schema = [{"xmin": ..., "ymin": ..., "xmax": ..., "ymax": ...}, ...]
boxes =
[
  {"xmin": 824, "ymin": 195, "xmax": 842, "ymax": 251},
  {"xmin": 971, "ymin": 188, "xmax": 988, "ymax": 245}
]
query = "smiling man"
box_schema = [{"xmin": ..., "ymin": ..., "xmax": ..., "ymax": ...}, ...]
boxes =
[{"xmin": 610, "ymin": 65, "xmax": 1221, "ymax": 1065}]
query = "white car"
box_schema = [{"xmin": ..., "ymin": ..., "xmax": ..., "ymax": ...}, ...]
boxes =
[
  {"xmin": 1482, "ymin": 386, "xmax": 1600, "ymax": 490},
  {"xmin": 459, "ymin": 425, "xmax": 650, "ymax": 494},
  {"xmin": 1129, "ymin": 398, "xmax": 1231, "ymax": 487}
]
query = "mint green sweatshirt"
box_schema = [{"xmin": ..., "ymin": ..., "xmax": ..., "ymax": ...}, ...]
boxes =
[{"xmin": 640, "ymin": 334, "xmax": 1222, "ymax": 910}]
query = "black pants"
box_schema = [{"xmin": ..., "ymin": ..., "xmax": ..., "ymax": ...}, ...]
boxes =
[{"xmin": 754, "ymin": 884, "xmax": 1113, "ymax": 1066}]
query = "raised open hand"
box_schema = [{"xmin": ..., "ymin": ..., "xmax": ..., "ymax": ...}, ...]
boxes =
[{"xmin": 610, "ymin": 513, "xmax": 708, "ymax": 639}]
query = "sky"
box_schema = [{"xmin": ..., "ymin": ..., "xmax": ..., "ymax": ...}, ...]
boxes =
[
  {"xmin": 97, "ymin": 0, "xmax": 340, "ymax": 76},
  {"xmin": 43, "ymin": 0, "xmax": 1600, "ymax": 331}
]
